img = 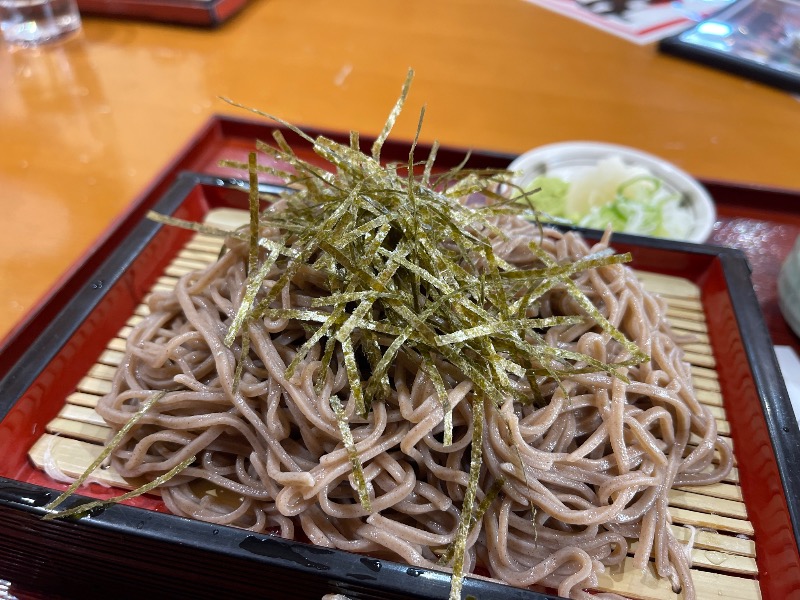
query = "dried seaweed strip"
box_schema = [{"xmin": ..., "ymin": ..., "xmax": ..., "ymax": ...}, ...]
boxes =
[
  {"xmin": 221, "ymin": 97, "xmax": 316, "ymax": 147},
  {"xmin": 44, "ymin": 390, "xmax": 167, "ymax": 515},
  {"xmin": 362, "ymin": 332, "xmax": 409, "ymax": 402},
  {"xmin": 421, "ymin": 353, "xmax": 453, "ymax": 447},
  {"xmin": 371, "ymin": 70, "xmax": 414, "ymax": 161},
  {"xmin": 562, "ymin": 277, "xmax": 646, "ymax": 366},
  {"xmin": 232, "ymin": 324, "xmax": 250, "ymax": 395},
  {"xmin": 330, "ymin": 395, "xmax": 371, "ymax": 511},
  {"xmin": 310, "ymin": 290, "xmax": 397, "ymax": 307},
  {"xmin": 225, "ymin": 234, "xmax": 285, "ymax": 346},
  {"xmin": 525, "ymin": 242, "xmax": 647, "ymax": 365},
  {"xmin": 332, "ymin": 214, "xmax": 392, "ymax": 248},
  {"xmin": 422, "ymin": 140, "xmax": 439, "ymax": 187},
  {"xmin": 341, "ymin": 335, "xmax": 368, "ymax": 418},
  {"xmin": 437, "ymin": 476, "xmax": 506, "ymax": 568},
  {"xmin": 248, "ymin": 191, "xmax": 359, "ymax": 325},
  {"xmin": 443, "ymin": 393, "xmax": 485, "ymax": 600},
  {"xmin": 314, "ymin": 335, "xmax": 339, "ymax": 395},
  {"xmin": 46, "ymin": 456, "xmax": 195, "ymax": 521},
  {"xmin": 336, "ymin": 242, "xmax": 408, "ymax": 345},
  {"xmin": 257, "ymin": 308, "xmax": 333, "ymax": 323},
  {"xmin": 435, "ymin": 315, "xmax": 585, "ymax": 346},
  {"xmin": 246, "ymin": 152, "xmax": 262, "ymax": 274},
  {"xmin": 146, "ymin": 211, "xmax": 237, "ymax": 239},
  {"xmin": 287, "ymin": 300, "xmax": 348, "ymax": 381}
]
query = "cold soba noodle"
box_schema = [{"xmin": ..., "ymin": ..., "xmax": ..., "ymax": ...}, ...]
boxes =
[{"xmin": 94, "ymin": 90, "xmax": 732, "ymax": 600}]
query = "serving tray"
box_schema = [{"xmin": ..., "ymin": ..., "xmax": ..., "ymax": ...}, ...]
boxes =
[
  {"xmin": 20, "ymin": 204, "xmax": 762, "ymax": 600},
  {"xmin": 1, "ymin": 170, "xmax": 799, "ymax": 599},
  {"xmin": 76, "ymin": 0, "xmax": 248, "ymax": 27}
]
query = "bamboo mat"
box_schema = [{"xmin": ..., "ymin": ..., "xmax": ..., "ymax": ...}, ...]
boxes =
[{"xmin": 28, "ymin": 209, "xmax": 761, "ymax": 600}]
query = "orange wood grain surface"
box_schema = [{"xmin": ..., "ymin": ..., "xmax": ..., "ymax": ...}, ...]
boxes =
[{"xmin": 1, "ymin": 0, "xmax": 800, "ymax": 344}]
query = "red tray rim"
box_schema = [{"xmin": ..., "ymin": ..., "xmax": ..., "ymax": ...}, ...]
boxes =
[{"xmin": 1, "ymin": 170, "xmax": 799, "ymax": 599}]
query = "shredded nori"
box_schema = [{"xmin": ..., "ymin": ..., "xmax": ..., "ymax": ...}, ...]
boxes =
[
  {"xmin": 48, "ymin": 70, "xmax": 649, "ymax": 600},
  {"xmin": 212, "ymin": 70, "xmax": 646, "ymax": 597},
  {"xmin": 43, "ymin": 390, "xmax": 168, "ymax": 517}
]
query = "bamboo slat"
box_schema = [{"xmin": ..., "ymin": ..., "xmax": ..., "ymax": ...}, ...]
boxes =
[
  {"xmin": 634, "ymin": 271, "xmax": 701, "ymax": 299},
  {"xmin": 688, "ymin": 549, "xmax": 757, "ymax": 576},
  {"xmin": 668, "ymin": 507, "xmax": 754, "ymax": 536},
  {"xmin": 66, "ymin": 392, "xmax": 103, "ymax": 409},
  {"xmin": 667, "ymin": 489, "xmax": 747, "ymax": 520},
  {"xmin": 27, "ymin": 209, "xmax": 761, "ymax": 600},
  {"xmin": 57, "ymin": 404, "xmax": 108, "ymax": 427},
  {"xmin": 627, "ymin": 539, "xmax": 758, "ymax": 576},
  {"xmin": 596, "ymin": 557, "xmax": 760, "ymax": 600},
  {"xmin": 29, "ymin": 434, "xmax": 155, "ymax": 492},
  {"xmin": 676, "ymin": 481, "xmax": 742, "ymax": 502},
  {"xmin": 670, "ymin": 524, "xmax": 756, "ymax": 558}
]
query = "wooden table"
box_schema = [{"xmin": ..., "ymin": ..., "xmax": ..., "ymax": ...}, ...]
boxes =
[
  {"xmin": 1, "ymin": 4, "xmax": 800, "ymax": 599},
  {"xmin": 2, "ymin": 0, "xmax": 800, "ymax": 346}
]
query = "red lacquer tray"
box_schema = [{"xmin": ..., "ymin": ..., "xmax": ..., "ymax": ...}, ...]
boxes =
[
  {"xmin": 0, "ymin": 119, "xmax": 799, "ymax": 599},
  {"xmin": 1, "ymin": 172, "xmax": 799, "ymax": 599},
  {"xmin": 77, "ymin": 0, "xmax": 248, "ymax": 27}
]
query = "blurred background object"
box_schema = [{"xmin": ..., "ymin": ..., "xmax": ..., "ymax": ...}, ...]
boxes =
[
  {"xmin": 660, "ymin": 0, "xmax": 800, "ymax": 94},
  {"xmin": 0, "ymin": 0, "xmax": 80, "ymax": 46},
  {"xmin": 507, "ymin": 141, "xmax": 716, "ymax": 243}
]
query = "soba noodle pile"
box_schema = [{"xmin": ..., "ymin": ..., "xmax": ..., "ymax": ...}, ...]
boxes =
[{"xmin": 92, "ymin": 81, "xmax": 732, "ymax": 600}]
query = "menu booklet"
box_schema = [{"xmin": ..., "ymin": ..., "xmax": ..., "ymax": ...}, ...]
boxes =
[{"xmin": 659, "ymin": 0, "xmax": 800, "ymax": 93}]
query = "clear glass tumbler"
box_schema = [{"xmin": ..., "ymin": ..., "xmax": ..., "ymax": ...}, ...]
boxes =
[{"xmin": 0, "ymin": 0, "xmax": 81, "ymax": 46}]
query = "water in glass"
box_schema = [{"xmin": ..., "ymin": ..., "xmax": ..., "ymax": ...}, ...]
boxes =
[{"xmin": 0, "ymin": 0, "xmax": 81, "ymax": 46}]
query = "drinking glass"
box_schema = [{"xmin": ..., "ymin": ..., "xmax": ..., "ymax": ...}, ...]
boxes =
[{"xmin": 0, "ymin": 0, "xmax": 81, "ymax": 47}]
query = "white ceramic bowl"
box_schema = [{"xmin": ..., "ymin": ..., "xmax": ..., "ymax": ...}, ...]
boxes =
[
  {"xmin": 779, "ymin": 236, "xmax": 800, "ymax": 338},
  {"xmin": 507, "ymin": 142, "xmax": 716, "ymax": 244}
]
